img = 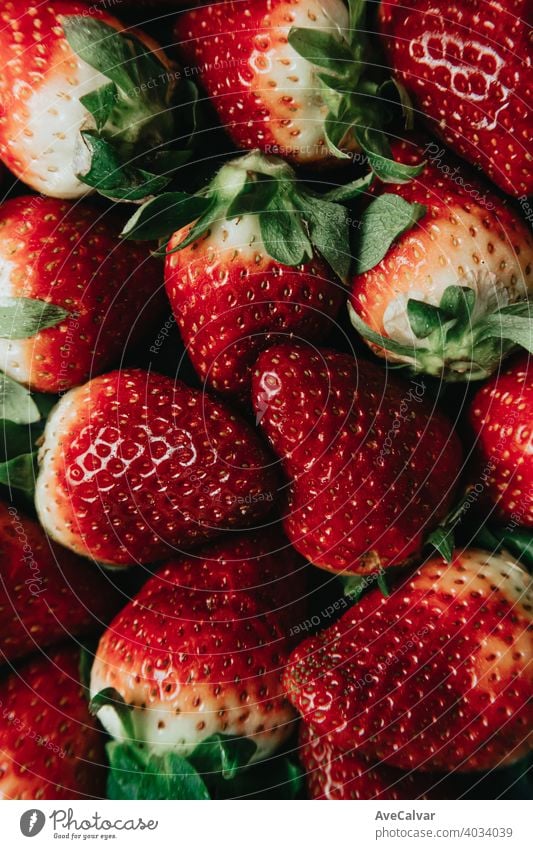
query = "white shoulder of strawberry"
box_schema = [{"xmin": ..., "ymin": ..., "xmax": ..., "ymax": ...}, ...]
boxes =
[
  {"xmin": 122, "ymin": 149, "xmax": 423, "ymax": 283},
  {"xmin": 287, "ymin": 0, "xmax": 423, "ymax": 181},
  {"xmin": 349, "ymin": 283, "xmax": 533, "ymax": 381},
  {"xmin": 60, "ymin": 16, "xmax": 194, "ymax": 201}
]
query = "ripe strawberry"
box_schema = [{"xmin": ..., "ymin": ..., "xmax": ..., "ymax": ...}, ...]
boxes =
[
  {"xmin": 349, "ymin": 139, "xmax": 533, "ymax": 381},
  {"xmin": 90, "ymin": 532, "xmax": 305, "ymax": 762},
  {"xmin": 0, "ymin": 196, "xmax": 165, "ymax": 394},
  {"xmin": 252, "ymin": 343, "xmax": 462, "ymax": 575},
  {"xmin": 0, "ymin": 2, "xmax": 178, "ymax": 200},
  {"xmin": 124, "ymin": 150, "xmax": 371, "ymax": 400},
  {"xmin": 35, "ymin": 368, "xmax": 279, "ymax": 565},
  {"xmin": 469, "ymin": 353, "xmax": 532, "ymax": 527},
  {"xmin": 299, "ymin": 726, "xmax": 451, "ymax": 799},
  {"xmin": 379, "ymin": 0, "xmax": 533, "ymax": 197},
  {"xmin": 0, "ymin": 501, "xmax": 123, "ymax": 663},
  {"xmin": 285, "ymin": 548, "xmax": 533, "ymax": 772},
  {"xmin": 0, "ymin": 645, "xmax": 107, "ymax": 800},
  {"xmin": 174, "ymin": 1, "xmax": 414, "ymax": 170}
]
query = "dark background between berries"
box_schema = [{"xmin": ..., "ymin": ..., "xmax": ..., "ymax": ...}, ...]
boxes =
[{"xmin": 0, "ymin": 0, "xmax": 531, "ymax": 800}]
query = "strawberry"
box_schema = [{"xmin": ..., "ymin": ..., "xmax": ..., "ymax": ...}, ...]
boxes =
[
  {"xmin": 378, "ymin": 0, "xmax": 533, "ymax": 197},
  {"xmin": 173, "ymin": 1, "xmax": 419, "ymax": 174},
  {"xmin": 34, "ymin": 368, "xmax": 279, "ymax": 565},
  {"xmin": 0, "ymin": 501, "xmax": 122, "ymax": 663},
  {"xmin": 299, "ymin": 725, "xmax": 452, "ymax": 799},
  {"xmin": 0, "ymin": 196, "xmax": 165, "ymax": 394},
  {"xmin": 90, "ymin": 532, "xmax": 305, "ymax": 764},
  {"xmin": 124, "ymin": 151, "xmax": 362, "ymax": 400},
  {"xmin": 285, "ymin": 548, "xmax": 533, "ymax": 772},
  {"xmin": 349, "ymin": 139, "xmax": 533, "ymax": 381},
  {"xmin": 0, "ymin": 645, "xmax": 107, "ymax": 800},
  {"xmin": 252, "ymin": 343, "xmax": 462, "ymax": 575},
  {"xmin": 468, "ymin": 353, "xmax": 532, "ymax": 527},
  {"xmin": 0, "ymin": 2, "xmax": 182, "ymax": 200}
]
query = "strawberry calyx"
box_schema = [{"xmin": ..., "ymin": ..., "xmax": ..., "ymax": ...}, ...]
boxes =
[
  {"xmin": 89, "ymin": 686, "xmax": 271, "ymax": 799},
  {"xmin": 0, "ymin": 388, "xmax": 55, "ymax": 496},
  {"xmin": 61, "ymin": 17, "xmax": 194, "ymax": 201},
  {"xmin": 349, "ymin": 284, "xmax": 533, "ymax": 381},
  {"xmin": 122, "ymin": 150, "xmax": 373, "ymax": 281},
  {"xmin": 288, "ymin": 0, "xmax": 424, "ymax": 182}
]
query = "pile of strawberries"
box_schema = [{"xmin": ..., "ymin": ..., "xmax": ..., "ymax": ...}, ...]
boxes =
[{"xmin": 0, "ymin": 0, "xmax": 531, "ymax": 801}]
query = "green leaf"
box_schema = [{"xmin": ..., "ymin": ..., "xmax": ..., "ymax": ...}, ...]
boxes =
[
  {"xmin": 107, "ymin": 742, "xmax": 210, "ymax": 801},
  {"xmin": 341, "ymin": 574, "xmax": 368, "ymax": 602},
  {"xmin": 348, "ymin": 303, "xmax": 422, "ymax": 358},
  {"xmin": 355, "ymin": 127, "xmax": 426, "ymax": 184},
  {"xmin": 259, "ymin": 195, "xmax": 313, "ymax": 267},
  {"xmin": 90, "ymin": 687, "xmax": 135, "ymax": 741},
  {"xmin": 439, "ymin": 285, "xmax": 476, "ymax": 319},
  {"xmin": 0, "ymin": 297, "xmax": 70, "ymax": 339},
  {"xmin": 473, "ymin": 524, "xmax": 533, "ymax": 572},
  {"xmin": 173, "ymin": 196, "xmax": 231, "ymax": 252},
  {"xmin": 378, "ymin": 79, "xmax": 415, "ymax": 130},
  {"xmin": 0, "ymin": 452, "xmax": 37, "ymax": 494},
  {"xmin": 78, "ymin": 644, "xmax": 95, "ymax": 697},
  {"xmin": 226, "ymin": 178, "xmax": 277, "ymax": 218},
  {"xmin": 78, "ymin": 133, "xmax": 170, "ymax": 200},
  {"xmin": 322, "ymin": 172, "xmax": 374, "ymax": 203},
  {"xmin": 62, "ymin": 17, "xmax": 166, "ymax": 96},
  {"xmin": 376, "ymin": 572, "xmax": 390, "ymax": 597},
  {"xmin": 480, "ymin": 313, "xmax": 533, "ymax": 353},
  {"xmin": 297, "ymin": 193, "xmax": 351, "ymax": 281},
  {"xmin": 80, "ymin": 82, "xmax": 118, "ymax": 131},
  {"xmin": 324, "ymin": 107, "xmax": 352, "ymax": 159},
  {"xmin": 496, "ymin": 528, "xmax": 533, "ymax": 572},
  {"xmin": 354, "ymin": 194, "xmax": 426, "ymax": 275},
  {"xmin": 122, "ymin": 192, "xmax": 210, "ymax": 241},
  {"xmin": 426, "ymin": 526, "xmax": 455, "ymax": 563},
  {"xmin": 288, "ymin": 27, "xmax": 353, "ymax": 73},
  {"xmin": 190, "ymin": 734, "xmax": 257, "ymax": 781},
  {"xmin": 0, "ymin": 373, "xmax": 40, "ymax": 425},
  {"xmin": 407, "ymin": 299, "xmax": 447, "ymax": 339},
  {"xmin": 214, "ymin": 756, "xmax": 304, "ymax": 800},
  {"xmin": 348, "ymin": 0, "xmax": 367, "ymax": 31}
]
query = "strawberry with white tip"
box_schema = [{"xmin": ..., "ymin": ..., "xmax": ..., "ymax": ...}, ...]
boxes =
[
  {"xmin": 90, "ymin": 532, "xmax": 305, "ymax": 767},
  {"xmin": 349, "ymin": 139, "xmax": 533, "ymax": 381},
  {"xmin": 124, "ymin": 150, "xmax": 369, "ymax": 400},
  {"xmin": 0, "ymin": 1, "xmax": 180, "ymax": 200},
  {"xmin": 174, "ymin": 0, "xmax": 418, "ymax": 174},
  {"xmin": 285, "ymin": 548, "xmax": 533, "ymax": 772}
]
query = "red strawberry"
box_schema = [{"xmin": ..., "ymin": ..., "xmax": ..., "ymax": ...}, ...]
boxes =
[
  {"xmin": 252, "ymin": 343, "xmax": 462, "ymax": 575},
  {"xmin": 349, "ymin": 139, "xmax": 533, "ymax": 381},
  {"xmin": 299, "ymin": 725, "xmax": 451, "ymax": 799},
  {"xmin": 469, "ymin": 353, "xmax": 533, "ymax": 527},
  {"xmin": 155, "ymin": 153, "xmax": 348, "ymax": 400},
  {"xmin": 90, "ymin": 532, "xmax": 305, "ymax": 761},
  {"xmin": 0, "ymin": 501, "xmax": 123, "ymax": 663},
  {"xmin": 35, "ymin": 368, "xmax": 279, "ymax": 565},
  {"xmin": 285, "ymin": 548, "xmax": 533, "ymax": 772},
  {"xmin": 0, "ymin": 2, "xmax": 176, "ymax": 200},
  {"xmin": 174, "ymin": 1, "xmax": 409, "ymax": 169},
  {"xmin": 0, "ymin": 645, "xmax": 106, "ymax": 800},
  {"xmin": 379, "ymin": 0, "xmax": 533, "ymax": 197},
  {"xmin": 0, "ymin": 196, "xmax": 165, "ymax": 394}
]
